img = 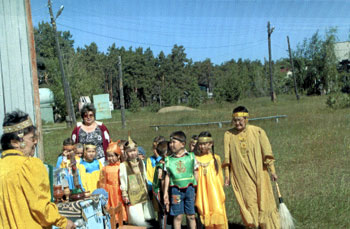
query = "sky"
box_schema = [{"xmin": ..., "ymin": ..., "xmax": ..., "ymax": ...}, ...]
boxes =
[{"xmin": 30, "ymin": 0, "xmax": 350, "ymax": 65}]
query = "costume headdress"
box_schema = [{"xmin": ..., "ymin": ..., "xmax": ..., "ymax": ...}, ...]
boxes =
[
  {"xmin": 3, "ymin": 117, "xmax": 33, "ymax": 137},
  {"xmin": 63, "ymin": 145, "xmax": 76, "ymax": 151},
  {"xmin": 198, "ymin": 137, "xmax": 213, "ymax": 143},
  {"xmin": 107, "ymin": 141, "xmax": 122, "ymax": 155},
  {"xmin": 84, "ymin": 143, "xmax": 97, "ymax": 151},
  {"xmin": 232, "ymin": 112, "xmax": 249, "ymax": 118},
  {"xmin": 125, "ymin": 132, "xmax": 137, "ymax": 152},
  {"xmin": 232, "ymin": 109, "xmax": 249, "ymax": 126}
]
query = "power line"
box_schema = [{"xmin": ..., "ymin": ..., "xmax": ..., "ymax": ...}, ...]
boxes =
[
  {"xmin": 59, "ymin": 11, "xmax": 267, "ymax": 37},
  {"xmin": 58, "ymin": 17, "xmax": 251, "ymax": 39},
  {"xmin": 57, "ymin": 22, "xmax": 267, "ymax": 49},
  {"xmin": 64, "ymin": 8, "xmax": 268, "ymax": 32}
]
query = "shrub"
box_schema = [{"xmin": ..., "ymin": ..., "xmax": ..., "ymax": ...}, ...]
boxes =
[
  {"xmin": 129, "ymin": 92, "xmax": 141, "ymax": 112},
  {"xmin": 326, "ymin": 93, "xmax": 350, "ymax": 109},
  {"xmin": 148, "ymin": 103, "xmax": 161, "ymax": 112}
]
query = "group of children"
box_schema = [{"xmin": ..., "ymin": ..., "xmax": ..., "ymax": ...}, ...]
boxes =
[{"xmin": 55, "ymin": 130, "xmax": 228, "ymax": 229}]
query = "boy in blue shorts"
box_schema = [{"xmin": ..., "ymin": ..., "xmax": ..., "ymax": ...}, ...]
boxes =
[{"xmin": 164, "ymin": 131, "xmax": 198, "ymax": 229}]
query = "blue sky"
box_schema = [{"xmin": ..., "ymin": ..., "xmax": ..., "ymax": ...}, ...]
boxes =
[{"xmin": 30, "ymin": 0, "xmax": 350, "ymax": 64}]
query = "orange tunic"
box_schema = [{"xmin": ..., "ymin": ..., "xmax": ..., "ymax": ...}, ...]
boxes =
[{"xmin": 99, "ymin": 162, "xmax": 127, "ymax": 222}]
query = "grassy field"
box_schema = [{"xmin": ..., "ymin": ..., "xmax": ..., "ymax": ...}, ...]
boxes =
[{"xmin": 43, "ymin": 94, "xmax": 350, "ymax": 228}]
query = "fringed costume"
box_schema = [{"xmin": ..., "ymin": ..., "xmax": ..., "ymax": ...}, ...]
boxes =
[
  {"xmin": 196, "ymin": 153, "xmax": 228, "ymax": 229},
  {"xmin": 224, "ymin": 124, "xmax": 280, "ymax": 229}
]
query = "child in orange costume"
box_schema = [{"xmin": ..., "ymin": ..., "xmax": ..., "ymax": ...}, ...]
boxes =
[{"xmin": 99, "ymin": 141, "xmax": 127, "ymax": 222}]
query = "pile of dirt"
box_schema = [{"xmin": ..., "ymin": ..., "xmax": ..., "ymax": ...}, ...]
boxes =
[{"xmin": 158, "ymin": 106, "xmax": 197, "ymax": 113}]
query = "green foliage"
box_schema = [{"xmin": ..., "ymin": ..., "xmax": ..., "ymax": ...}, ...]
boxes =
[
  {"xmin": 187, "ymin": 83, "xmax": 201, "ymax": 108},
  {"xmin": 34, "ymin": 22, "xmax": 76, "ymax": 118},
  {"xmin": 129, "ymin": 92, "xmax": 141, "ymax": 112},
  {"xmin": 326, "ymin": 92, "xmax": 350, "ymax": 109},
  {"xmin": 148, "ymin": 102, "xmax": 161, "ymax": 113},
  {"xmin": 293, "ymin": 28, "xmax": 339, "ymax": 95}
]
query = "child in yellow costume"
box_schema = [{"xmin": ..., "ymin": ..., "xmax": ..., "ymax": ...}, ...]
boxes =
[
  {"xmin": 78, "ymin": 142, "xmax": 103, "ymax": 193},
  {"xmin": 195, "ymin": 131, "xmax": 228, "ymax": 229},
  {"xmin": 99, "ymin": 141, "xmax": 128, "ymax": 222}
]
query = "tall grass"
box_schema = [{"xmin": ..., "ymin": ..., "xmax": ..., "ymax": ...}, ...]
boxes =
[{"xmin": 43, "ymin": 95, "xmax": 350, "ymax": 228}]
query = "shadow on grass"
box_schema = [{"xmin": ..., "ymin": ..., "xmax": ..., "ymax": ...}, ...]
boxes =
[
  {"xmin": 228, "ymin": 222, "xmax": 245, "ymax": 228},
  {"xmin": 180, "ymin": 222, "xmax": 245, "ymax": 229}
]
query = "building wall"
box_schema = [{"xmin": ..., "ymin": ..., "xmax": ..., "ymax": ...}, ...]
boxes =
[
  {"xmin": 334, "ymin": 42, "xmax": 350, "ymax": 62},
  {"xmin": 0, "ymin": 0, "xmax": 36, "ymax": 136}
]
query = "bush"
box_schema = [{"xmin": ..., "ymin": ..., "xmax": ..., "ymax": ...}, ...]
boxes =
[
  {"xmin": 213, "ymin": 87, "xmax": 225, "ymax": 104},
  {"xmin": 129, "ymin": 92, "xmax": 141, "ymax": 112},
  {"xmin": 188, "ymin": 85, "xmax": 201, "ymax": 108},
  {"xmin": 326, "ymin": 93, "xmax": 350, "ymax": 109},
  {"xmin": 148, "ymin": 103, "xmax": 161, "ymax": 112}
]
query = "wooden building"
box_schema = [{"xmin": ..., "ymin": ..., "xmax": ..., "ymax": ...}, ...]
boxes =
[{"xmin": 0, "ymin": 0, "xmax": 43, "ymax": 159}]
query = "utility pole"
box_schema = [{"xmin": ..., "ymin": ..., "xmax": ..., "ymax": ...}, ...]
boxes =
[
  {"xmin": 287, "ymin": 36, "xmax": 300, "ymax": 100},
  {"xmin": 264, "ymin": 57, "xmax": 268, "ymax": 81},
  {"xmin": 267, "ymin": 21, "xmax": 276, "ymax": 102},
  {"xmin": 118, "ymin": 56, "xmax": 126, "ymax": 129},
  {"xmin": 48, "ymin": 0, "xmax": 76, "ymax": 127}
]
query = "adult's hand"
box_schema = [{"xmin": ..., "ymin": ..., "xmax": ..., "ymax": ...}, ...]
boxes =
[
  {"xmin": 271, "ymin": 173, "xmax": 278, "ymax": 181},
  {"xmin": 66, "ymin": 219, "xmax": 76, "ymax": 229}
]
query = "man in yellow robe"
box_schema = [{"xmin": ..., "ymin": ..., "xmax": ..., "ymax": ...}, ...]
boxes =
[
  {"xmin": 0, "ymin": 110, "xmax": 75, "ymax": 229},
  {"xmin": 223, "ymin": 106, "xmax": 280, "ymax": 229}
]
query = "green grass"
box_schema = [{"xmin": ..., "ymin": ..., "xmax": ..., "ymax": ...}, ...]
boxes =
[{"xmin": 43, "ymin": 94, "xmax": 350, "ymax": 228}]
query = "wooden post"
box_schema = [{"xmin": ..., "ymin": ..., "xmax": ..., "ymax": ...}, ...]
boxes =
[
  {"xmin": 48, "ymin": 0, "xmax": 76, "ymax": 127},
  {"xmin": 118, "ymin": 56, "xmax": 126, "ymax": 129},
  {"xmin": 267, "ymin": 21, "xmax": 276, "ymax": 102},
  {"xmin": 25, "ymin": 0, "xmax": 45, "ymax": 161},
  {"xmin": 287, "ymin": 36, "xmax": 300, "ymax": 100}
]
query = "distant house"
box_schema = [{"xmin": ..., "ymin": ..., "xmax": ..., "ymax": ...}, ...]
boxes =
[
  {"xmin": 199, "ymin": 84, "xmax": 213, "ymax": 98},
  {"xmin": 279, "ymin": 66, "xmax": 292, "ymax": 78},
  {"xmin": 334, "ymin": 42, "xmax": 350, "ymax": 71}
]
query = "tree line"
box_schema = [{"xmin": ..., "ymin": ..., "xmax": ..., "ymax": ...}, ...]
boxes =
[{"xmin": 34, "ymin": 22, "xmax": 348, "ymax": 118}]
